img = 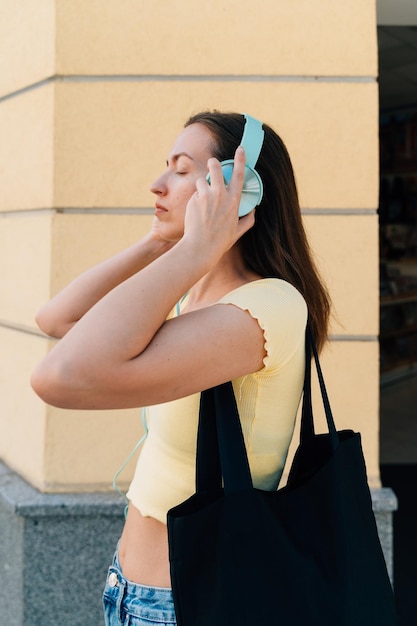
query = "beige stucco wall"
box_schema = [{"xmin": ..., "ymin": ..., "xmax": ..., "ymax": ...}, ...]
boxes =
[{"xmin": 0, "ymin": 0, "xmax": 380, "ymax": 491}]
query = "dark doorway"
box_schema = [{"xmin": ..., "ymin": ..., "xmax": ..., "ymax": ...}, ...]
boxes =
[{"xmin": 378, "ymin": 25, "xmax": 417, "ymax": 626}]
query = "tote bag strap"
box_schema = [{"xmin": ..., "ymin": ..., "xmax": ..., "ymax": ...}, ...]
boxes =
[
  {"xmin": 196, "ymin": 322, "xmax": 338, "ymax": 496},
  {"xmin": 196, "ymin": 382, "xmax": 253, "ymax": 496},
  {"xmin": 301, "ymin": 324, "xmax": 339, "ymax": 451},
  {"xmin": 196, "ymin": 385, "xmax": 223, "ymax": 493}
]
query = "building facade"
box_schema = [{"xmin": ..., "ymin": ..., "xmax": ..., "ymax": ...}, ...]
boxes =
[{"xmin": 0, "ymin": 1, "xmax": 404, "ymax": 624}]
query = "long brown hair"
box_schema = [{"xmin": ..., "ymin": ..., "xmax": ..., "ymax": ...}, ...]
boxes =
[{"xmin": 185, "ymin": 111, "xmax": 331, "ymax": 352}]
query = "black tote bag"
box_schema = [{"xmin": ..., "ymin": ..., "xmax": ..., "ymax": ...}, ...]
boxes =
[{"xmin": 167, "ymin": 328, "xmax": 397, "ymax": 625}]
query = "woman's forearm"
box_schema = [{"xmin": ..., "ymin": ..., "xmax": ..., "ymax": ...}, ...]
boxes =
[
  {"xmin": 31, "ymin": 150, "xmax": 252, "ymax": 407},
  {"xmin": 35, "ymin": 234, "xmax": 173, "ymax": 338},
  {"xmin": 31, "ymin": 237, "xmax": 212, "ymax": 406},
  {"xmin": 54, "ymin": 237, "xmax": 209, "ymax": 361}
]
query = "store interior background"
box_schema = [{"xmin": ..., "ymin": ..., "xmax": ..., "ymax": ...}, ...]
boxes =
[
  {"xmin": 377, "ymin": 15, "xmax": 417, "ymax": 625},
  {"xmin": 379, "ymin": 25, "xmax": 417, "ymax": 463}
]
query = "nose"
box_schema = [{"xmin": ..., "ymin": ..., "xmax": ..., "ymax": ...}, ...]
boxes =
[{"xmin": 150, "ymin": 172, "xmax": 168, "ymax": 196}]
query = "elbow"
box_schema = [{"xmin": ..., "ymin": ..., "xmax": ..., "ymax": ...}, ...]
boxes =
[
  {"xmin": 35, "ymin": 308, "xmax": 75, "ymax": 339},
  {"xmin": 34, "ymin": 310, "xmax": 60, "ymax": 339},
  {"xmin": 31, "ymin": 359, "xmax": 86, "ymax": 409},
  {"xmin": 31, "ymin": 361, "xmax": 68, "ymax": 408},
  {"xmin": 30, "ymin": 368, "xmax": 48, "ymax": 404},
  {"xmin": 31, "ymin": 355, "xmax": 117, "ymax": 410}
]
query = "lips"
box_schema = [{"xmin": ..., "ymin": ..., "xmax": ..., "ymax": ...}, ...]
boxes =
[{"xmin": 155, "ymin": 203, "xmax": 168, "ymax": 214}]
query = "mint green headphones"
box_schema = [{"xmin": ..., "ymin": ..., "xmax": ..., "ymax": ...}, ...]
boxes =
[{"xmin": 206, "ymin": 113, "xmax": 265, "ymax": 217}]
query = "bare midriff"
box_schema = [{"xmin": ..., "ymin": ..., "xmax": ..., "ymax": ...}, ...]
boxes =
[{"xmin": 118, "ymin": 503, "xmax": 171, "ymax": 588}]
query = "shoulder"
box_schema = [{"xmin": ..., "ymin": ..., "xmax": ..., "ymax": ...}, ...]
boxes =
[
  {"xmin": 217, "ymin": 278, "xmax": 307, "ymax": 370},
  {"xmin": 218, "ymin": 278, "xmax": 307, "ymax": 318}
]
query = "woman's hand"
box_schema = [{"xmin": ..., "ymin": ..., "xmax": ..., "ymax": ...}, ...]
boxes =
[
  {"xmin": 183, "ymin": 147, "xmax": 255, "ymax": 263},
  {"xmin": 145, "ymin": 216, "xmax": 178, "ymax": 252}
]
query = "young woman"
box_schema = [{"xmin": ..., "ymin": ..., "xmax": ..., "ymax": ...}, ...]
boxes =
[{"xmin": 31, "ymin": 111, "xmax": 331, "ymax": 626}]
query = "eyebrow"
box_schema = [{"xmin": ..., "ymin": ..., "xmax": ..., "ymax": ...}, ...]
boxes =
[{"xmin": 166, "ymin": 152, "xmax": 194, "ymax": 166}]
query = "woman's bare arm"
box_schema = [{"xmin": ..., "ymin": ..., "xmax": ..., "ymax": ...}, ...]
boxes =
[
  {"xmin": 31, "ymin": 151, "xmax": 261, "ymax": 408},
  {"xmin": 35, "ymin": 231, "xmax": 174, "ymax": 338}
]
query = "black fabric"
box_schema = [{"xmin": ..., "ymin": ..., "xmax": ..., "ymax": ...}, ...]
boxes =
[{"xmin": 167, "ymin": 329, "xmax": 397, "ymax": 625}]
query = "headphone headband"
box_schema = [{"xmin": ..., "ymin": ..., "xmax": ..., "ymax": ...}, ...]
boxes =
[
  {"xmin": 240, "ymin": 114, "xmax": 264, "ymax": 168},
  {"xmin": 206, "ymin": 112, "xmax": 265, "ymax": 217}
]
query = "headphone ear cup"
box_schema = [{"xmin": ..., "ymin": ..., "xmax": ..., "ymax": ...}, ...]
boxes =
[
  {"xmin": 206, "ymin": 160, "xmax": 264, "ymax": 218},
  {"xmin": 219, "ymin": 160, "xmax": 263, "ymax": 217}
]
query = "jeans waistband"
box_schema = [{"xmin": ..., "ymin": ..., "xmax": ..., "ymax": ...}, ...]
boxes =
[{"xmin": 103, "ymin": 545, "xmax": 176, "ymax": 624}]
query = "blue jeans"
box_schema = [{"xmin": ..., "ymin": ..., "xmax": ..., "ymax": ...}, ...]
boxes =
[{"xmin": 103, "ymin": 546, "xmax": 177, "ymax": 626}]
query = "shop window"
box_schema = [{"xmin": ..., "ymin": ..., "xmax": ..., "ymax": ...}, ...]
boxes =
[{"xmin": 379, "ymin": 109, "xmax": 417, "ymax": 381}]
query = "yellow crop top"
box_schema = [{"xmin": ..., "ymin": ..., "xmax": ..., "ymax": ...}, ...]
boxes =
[{"xmin": 126, "ymin": 278, "xmax": 308, "ymax": 524}]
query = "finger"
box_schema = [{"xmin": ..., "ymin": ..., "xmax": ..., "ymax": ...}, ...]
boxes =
[
  {"xmin": 206, "ymin": 157, "xmax": 224, "ymax": 190},
  {"xmin": 228, "ymin": 146, "xmax": 246, "ymax": 195},
  {"xmin": 194, "ymin": 176, "xmax": 209, "ymax": 199}
]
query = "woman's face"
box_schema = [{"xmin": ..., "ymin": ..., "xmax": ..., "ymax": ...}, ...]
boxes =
[{"xmin": 150, "ymin": 123, "xmax": 216, "ymax": 242}]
